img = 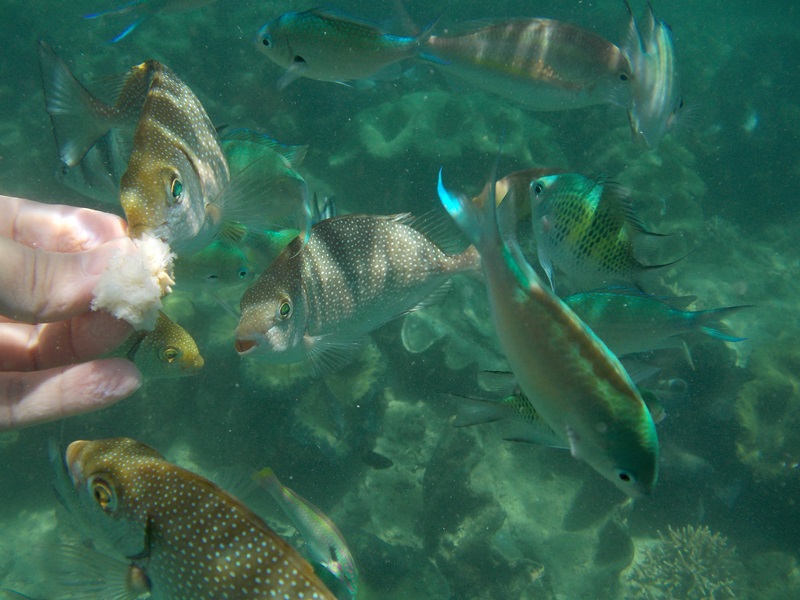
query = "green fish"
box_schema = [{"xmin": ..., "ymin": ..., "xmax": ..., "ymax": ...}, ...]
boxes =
[
  {"xmin": 254, "ymin": 467, "xmax": 358, "ymax": 599},
  {"xmin": 255, "ymin": 8, "xmax": 438, "ymax": 90},
  {"xmin": 439, "ymin": 167, "xmax": 659, "ymax": 496},
  {"xmin": 530, "ymin": 173, "xmax": 678, "ymax": 292},
  {"xmin": 113, "ymin": 310, "xmax": 204, "ymax": 377},
  {"xmin": 564, "ymin": 288, "xmax": 749, "ymax": 358},
  {"xmin": 57, "ymin": 437, "xmax": 337, "ymax": 599},
  {"xmin": 234, "ymin": 214, "xmax": 481, "ymax": 371},
  {"xmin": 425, "ymin": 19, "xmax": 633, "ymax": 112}
]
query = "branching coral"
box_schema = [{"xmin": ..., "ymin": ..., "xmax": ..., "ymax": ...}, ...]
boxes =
[{"xmin": 625, "ymin": 525, "xmax": 742, "ymax": 600}]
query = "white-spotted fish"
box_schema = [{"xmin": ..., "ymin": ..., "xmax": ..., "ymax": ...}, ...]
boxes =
[
  {"xmin": 425, "ymin": 19, "xmax": 633, "ymax": 111},
  {"xmin": 254, "ymin": 467, "xmax": 358, "ymax": 599},
  {"xmin": 38, "ymin": 39, "xmax": 152, "ymax": 168},
  {"xmin": 85, "ymin": 0, "xmax": 219, "ymax": 43},
  {"xmin": 564, "ymin": 288, "xmax": 749, "ymax": 358},
  {"xmin": 623, "ymin": 3, "xmax": 684, "ymax": 147},
  {"xmin": 58, "ymin": 437, "xmax": 337, "ymax": 599},
  {"xmin": 255, "ymin": 8, "xmax": 439, "ymax": 90},
  {"xmin": 113, "ymin": 310, "xmax": 204, "ymax": 377},
  {"xmin": 530, "ymin": 173, "xmax": 678, "ymax": 292},
  {"xmin": 235, "ymin": 214, "xmax": 481, "ymax": 372},
  {"xmin": 439, "ymin": 167, "xmax": 659, "ymax": 496}
]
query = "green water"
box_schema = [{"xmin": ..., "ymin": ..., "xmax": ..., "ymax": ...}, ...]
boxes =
[{"xmin": 1, "ymin": 1, "xmax": 798, "ymax": 598}]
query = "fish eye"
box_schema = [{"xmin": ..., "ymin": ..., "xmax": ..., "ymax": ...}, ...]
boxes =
[
  {"xmin": 278, "ymin": 299, "xmax": 292, "ymax": 319},
  {"xmin": 619, "ymin": 72, "xmax": 630, "ymax": 82},
  {"xmin": 160, "ymin": 346, "xmax": 182, "ymax": 363},
  {"xmin": 238, "ymin": 268, "xmax": 250, "ymax": 279},
  {"xmin": 170, "ymin": 177, "xmax": 183, "ymax": 204},
  {"xmin": 88, "ymin": 476, "xmax": 117, "ymax": 511},
  {"xmin": 532, "ymin": 181, "xmax": 544, "ymax": 195},
  {"xmin": 615, "ymin": 468, "xmax": 636, "ymax": 485}
]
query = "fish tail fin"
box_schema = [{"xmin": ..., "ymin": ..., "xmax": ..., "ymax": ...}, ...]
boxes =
[
  {"xmin": 38, "ymin": 40, "xmax": 114, "ymax": 167},
  {"xmin": 437, "ymin": 168, "xmax": 488, "ymax": 250},
  {"xmin": 694, "ymin": 305, "xmax": 751, "ymax": 342}
]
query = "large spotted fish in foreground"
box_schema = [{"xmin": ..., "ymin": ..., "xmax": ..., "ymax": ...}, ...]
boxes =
[{"xmin": 56, "ymin": 437, "xmax": 336, "ymax": 599}]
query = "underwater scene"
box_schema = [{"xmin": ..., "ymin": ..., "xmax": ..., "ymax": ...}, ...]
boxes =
[{"xmin": 0, "ymin": 0, "xmax": 799, "ymax": 598}]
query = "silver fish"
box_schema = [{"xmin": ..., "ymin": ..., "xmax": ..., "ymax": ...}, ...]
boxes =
[
  {"xmin": 255, "ymin": 8, "xmax": 438, "ymax": 90},
  {"xmin": 439, "ymin": 167, "xmax": 659, "ymax": 496},
  {"xmin": 623, "ymin": 3, "xmax": 684, "ymax": 147},
  {"xmin": 425, "ymin": 19, "xmax": 633, "ymax": 111},
  {"xmin": 235, "ymin": 214, "xmax": 480, "ymax": 371},
  {"xmin": 57, "ymin": 437, "xmax": 337, "ymax": 599}
]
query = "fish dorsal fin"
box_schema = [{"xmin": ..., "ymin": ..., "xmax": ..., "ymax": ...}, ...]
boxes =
[
  {"xmin": 214, "ymin": 155, "xmax": 312, "ymax": 245},
  {"xmin": 596, "ymin": 181, "xmax": 667, "ymax": 236},
  {"xmin": 221, "ymin": 128, "xmax": 309, "ymax": 169}
]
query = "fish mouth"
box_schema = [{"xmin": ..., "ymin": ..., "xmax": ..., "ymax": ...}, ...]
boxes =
[{"xmin": 235, "ymin": 338, "xmax": 258, "ymax": 355}]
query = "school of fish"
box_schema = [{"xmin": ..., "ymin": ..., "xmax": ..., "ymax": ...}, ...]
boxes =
[{"xmin": 19, "ymin": 1, "xmax": 755, "ymax": 597}]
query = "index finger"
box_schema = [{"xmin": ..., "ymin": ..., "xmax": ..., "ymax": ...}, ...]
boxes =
[{"xmin": 0, "ymin": 195, "xmax": 128, "ymax": 252}]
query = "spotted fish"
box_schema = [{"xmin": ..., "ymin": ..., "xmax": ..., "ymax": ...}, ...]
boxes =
[
  {"xmin": 58, "ymin": 437, "xmax": 337, "ymax": 599},
  {"xmin": 439, "ymin": 167, "xmax": 659, "ymax": 496},
  {"xmin": 235, "ymin": 213, "xmax": 480, "ymax": 371},
  {"xmin": 425, "ymin": 19, "xmax": 633, "ymax": 112}
]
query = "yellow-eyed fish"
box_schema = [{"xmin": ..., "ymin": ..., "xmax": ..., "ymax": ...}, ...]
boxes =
[
  {"xmin": 85, "ymin": 0, "xmax": 219, "ymax": 43},
  {"xmin": 235, "ymin": 214, "xmax": 480, "ymax": 372},
  {"xmin": 425, "ymin": 19, "xmax": 633, "ymax": 111},
  {"xmin": 530, "ymin": 173, "xmax": 678, "ymax": 292},
  {"xmin": 622, "ymin": 3, "xmax": 684, "ymax": 148},
  {"xmin": 438, "ymin": 166, "xmax": 659, "ymax": 496},
  {"xmin": 113, "ymin": 310, "xmax": 204, "ymax": 377},
  {"xmin": 38, "ymin": 40, "xmax": 153, "ymax": 168},
  {"xmin": 255, "ymin": 8, "xmax": 439, "ymax": 90},
  {"xmin": 57, "ymin": 437, "xmax": 337, "ymax": 599},
  {"xmin": 254, "ymin": 467, "xmax": 358, "ymax": 599}
]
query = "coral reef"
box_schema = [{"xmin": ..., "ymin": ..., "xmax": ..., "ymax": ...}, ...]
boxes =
[
  {"xmin": 624, "ymin": 525, "xmax": 743, "ymax": 600},
  {"xmin": 735, "ymin": 332, "xmax": 800, "ymax": 480}
]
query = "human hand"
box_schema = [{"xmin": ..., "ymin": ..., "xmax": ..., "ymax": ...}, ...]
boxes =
[{"xmin": 0, "ymin": 195, "xmax": 143, "ymax": 430}]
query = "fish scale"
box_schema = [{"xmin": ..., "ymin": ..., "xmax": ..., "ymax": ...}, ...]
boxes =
[{"xmin": 64, "ymin": 438, "xmax": 336, "ymax": 600}]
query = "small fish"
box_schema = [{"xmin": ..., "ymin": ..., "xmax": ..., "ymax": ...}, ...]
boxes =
[
  {"xmin": 113, "ymin": 310, "xmax": 204, "ymax": 377},
  {"xmin": 471, "ymin": 167, "xmax": 564, "ymax": 221},
  {"xmin": 38, "ymin": 39, "xmax": 153, "ymax": 168},
  {"xmin": 439, "ymin": 167, "xmax": 659, "ymax": 496},
  {"xmin": 425, "ymin": 19, "xmax": 633, "ymax": 111},
  {"xmin": 221, "ymin": 128, "xmax": 308, "ymax": 179},
  {"xmin": 255, "ymin": 8, "xmax": 438, "ymax": 90},
  {"xmin": 254, "ymin": 467, "xmax": 358, "ymax": 599},
  {"xmin": 623, "ymin": 3, "xmax": 684, "ymax": 147},
  {"xmin": 57, "ymin": 437, "xmax": 337, "ymax": 599},
  {"xmin": 85, "ymin": 0, "xmax": 219, "ymax": 43},
  {"xmin": 235, "ymin": 214, "xmax": 480, "ymax": 372},
  {"xmin": 530, "ymin": 173, "xmax": 677, "ymax": 292},
  {"xmin": 564, "ymin": 288, "xmax": 749, "ymax": 358}
]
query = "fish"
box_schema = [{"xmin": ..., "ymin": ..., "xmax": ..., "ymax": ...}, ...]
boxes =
[
  {"xmin": 424, "ymin": 19, "xmax": 633, "ymax": 112},
  {"xmin": 438, "ymin": 166, "xmax": 659, "ymax": 496},
  {"xmin": 38, "ymin": 39, "xmax": 153, "ymax": 168},
  {"xmin": 84, "ymin": 0, "xmax": 219, "ymax": 43},
  {"xmin": 530, "ymin": 173, "xmax": 678, "ymax": 292},
  {"xmin": 221, "ymin": 128, "xmax": 308, "ymax": 179},
  {"xmin": 113, "ymin": 310, "xmax": 204, "ymax": 377},
  {"xmin": 57, "ymin": 437, "xmax": 337, "ymax": 599},
  {"xmin": 563, "ymin": 288, "xmax": 749, "ymax": 358},
  {"xmin": 235, "ymin": 213, "xmax": 481, "ymax": 372},
  {"xmin": 117, "ymin": 60, "xmax": 311, "ymax": 254},
  {"xmin": 254, "ymin": 467, "xmax": 358, "ymax": 599},
  {"xmin": 622, "ymin": 3, "xmax": 684, "ymax": 148},
  {"xmin": 255, "ymin": 8, "xmax": 439, "ymax": 90},
  {"xmin": 471, "ymin": 167, "xmax": 564, "ymax": 221}
]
